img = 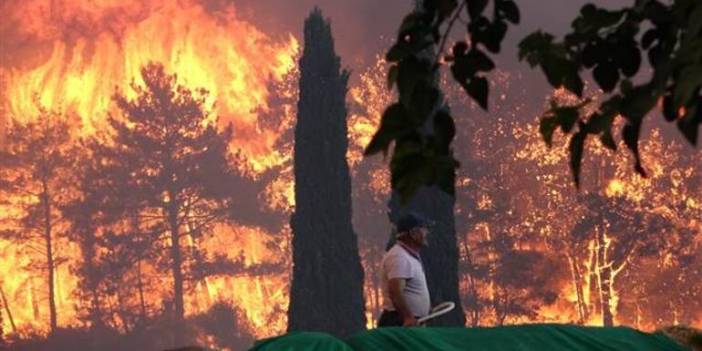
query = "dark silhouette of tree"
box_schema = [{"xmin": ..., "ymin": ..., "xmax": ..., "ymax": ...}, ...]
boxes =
[
  {"xmin": 61, "ymin": 148, "xmax": 108, "ymax": 328},
  {"xmin": 0, "ymin": 111, "xmax": 77, "ymax": 335},
  {"xmin": 366, "ymin": 0, "xmax": 700, "ymax": 201},
  {"xmin": 95, "ymin": 63, "xmax": 238, "ymax": 324},
  {"xmin": 287, "ymin": 8, "xmax": 366, "ymax": 337}
]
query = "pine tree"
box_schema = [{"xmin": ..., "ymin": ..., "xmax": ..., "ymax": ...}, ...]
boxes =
[
  {"xmin": 96, "ymin": 63, "xmax": 238, "ymax": 323},
  {"xmin": 0, "ymin": 111, "xmax": 77, "ymax": 334},
  {"xmin": 287, "ymin": 8, "xmax": 366, "ymax": 337}
]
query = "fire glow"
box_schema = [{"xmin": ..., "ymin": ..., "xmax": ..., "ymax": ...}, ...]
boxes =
[
  {"xmin": 0, "ymin": 0, "xmax": 298, "ymax": 339},
  {"xmin": 1, "ymin": 0, "xmax": 701, "ymax": 347}
]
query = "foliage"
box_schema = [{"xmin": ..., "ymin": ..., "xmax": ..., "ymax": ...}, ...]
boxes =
[
  {"xmin": 0, "ymin": 110, "xmax": 78, "ymax": 334},
  {"xmin": 79, "ymin": 62, "xmax": 240, "ymax": 323},
  {"xmin": 367, "ymin": 0, "xmax": 701, "ymax": 200},
  {"xmin": 520, "ymin": 0, "xmax": 702, "ymax": 186},
  {"xmin": 364, "ymin": 0, "xmax": 519, "ymax": 201}
]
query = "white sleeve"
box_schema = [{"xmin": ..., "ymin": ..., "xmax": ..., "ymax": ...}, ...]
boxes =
[{"xmin": 384, "ymin": 252, "xmax": 413, "ymax": 279}]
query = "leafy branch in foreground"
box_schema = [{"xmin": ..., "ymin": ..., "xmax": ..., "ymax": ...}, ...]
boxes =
[
  {"xmin": 520, "ymin": 0, "xmax": 702, "ymax": 186},
  {"xmin": 366, "ymin": 0, "xmax": 700, "ymax": 201},
  {"xmin": 364, "ymin": 0, "xmax": 519, "ymax": 201}
]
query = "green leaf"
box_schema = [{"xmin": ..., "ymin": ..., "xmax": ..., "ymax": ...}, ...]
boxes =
[
  {"xmin": 467, "ymin": 0, "xmax": 489, "ymax": 20},
  {"xmin": 434, "ymin": 109, "xmax": 456, "ymax": 152},
  {"xmin": 484, "ymin": 21, "xmax": 508, "ymax": 53},
  {"xmin": 364, "ymin": 103, "xmax": 410, "ymax": 156},
  {"xmin": 470, "ymin": 48, "xmax": 496, "ymax": 72},
  {"xmin": 673, "ymin": 64, "xmax": 702, "ymax": 108},
  {"xmin": 593, "ymin": 62, "xmax": 619, "ymax": 92},
  {"xmin": 434, "ymin": 155, "xmax": 459, "ymax": 195},
  {"xmin": 497, "ymin": 0, "xmax": 520, "ymax": 24},
  {"xmin": 616, "ymin": 43, "xmax": 642, "ymax": 77},
  {"xmin": 641, "ymin": 29, "xmax": 658, "ymax": 49},
  {"xmin": 398, "ymin": 12, "xmax": 424, "ymax": 36},
  {"xmin": 582, "ymin": 41, "xmax": 604, "ymax": 68},
  {"xmin": 541, "ymin": 55, "xmax": 584, "ymax": 97},
  {"xmin": 574, "ymin": 5, "xmax": 625, "ymax": 35},
  {"xmin": 409, "ymin": 83, "xmax": 441, "ymax": 124},
  {"xmin": 397, "ymin": 57, "xmax": 432, "ymax": 101},
  {"xmin": 554, "ymin": 106, "xmax": 580, "ymax": 133},
  {"xmin": 518, "ymin": 31, "xmax": 555, "ymax": 66},
  {"xmin": 569, "ymin": 130, "xmax": 587, "ymax": 188},
  {"xmin": 539, "ymin": 117, "xmax": 559, "ymax": 147},
  {"xmin": 387, "ymin": 64, "xmax": 399, "ymax": 90},
  {"xmin": 600, "ymin": 128, "xmax": 618, "ymax": 151},
  {"xmin": 387, "ymin": 42, "xmax": 411, "ymax": 62},
  {"xmin": 391, "ymin": 138, "xmax": 428, "ymax": 203},
  {"xmin": 677, "ymin": 102, "xmax": 700, "ymax": 145},
  {"xmin": 437, "ymin": 0, "xmax": 459, "ymax": 21},
  {"xmin": 563, "ymin": 68, "xmax": 585, "ymax": 98},
  {"xmin": 662, "ymin": 94, "xmax": 677, "ymax": 122},
  {"xmin": 451, "ymin": 47, "xmax": 495, "ymax": 86},
  {"xmin": 622, "ymin": 120, "xmax": 647, "ymax": 177},
  {"xmin": 466, "ymin": 77, "xmax": 489, "ymax": 110}
]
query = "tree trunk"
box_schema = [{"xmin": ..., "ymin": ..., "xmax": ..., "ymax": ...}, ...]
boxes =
[
  {"xmin": 588, "ymin": 238, "xmax": 601, "ymax": 318},
  {"xmin": 462, "ymin": 240, "xmax": 480, "ymax": 327},
  {"xmin": 567, "ymin": 253, "xmax": 588, "ymax": 323},
  {"xmin": 137, "ymin": 258, "xmax": 147, "ymax": 321},
  {"xmin": 386, "ymin": 1, "xmax": 467, "ymax": 327},
  {"xmin": 595, "ymin": 228, "xmax": 614, "ymax": 326},
  {"xmin": 388, "ymin": 187, "xmax": 466, "ymax": 326},
  {"xmin": 42, "ymin": 182, "xmax": 58, "ymax": 334},
  {"xmin": 288, "ymin": 8, "xmax": 366, "ymax": 338},
  {"xmin": 0, "ymin": 284, "xmax": 17, "ymax": 334},
  {"xmin": 167, "ymin": 200, "xmax": 185, "ymax": 321}
]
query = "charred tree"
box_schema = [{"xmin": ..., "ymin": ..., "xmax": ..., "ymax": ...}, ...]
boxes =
[
  {"xmin": 94, "ymin": 63, "xmax": 238, "ymax": 325},
  {"xmin": 0, "ymin": 112, "xmax": 76, "ymax": 335},
  {"xmin": 287, "ymin": 8, "xmax": 365, "ymax": 337}
]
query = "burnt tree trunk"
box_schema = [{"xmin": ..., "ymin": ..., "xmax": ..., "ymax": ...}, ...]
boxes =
[
  {"xmin": 567, "ymin": 252, "xmax": 588, "ymax": 323},
  {"xmin": 0, "ymin": 284, "xmax": 16, "ymax": 335},
  {"xmin": 167, "ymin": 198, "xmax": 185, "ymax": 321},
  {"xmin": 287, "ymin": 8, "xmax": 365, "ymax": 338},
  {"xmin": 41, "ymin": 180, "xmax": 58, "ymax": 334},
  {"xmin": 596, "ymin": 228, "xmax": 614, "ymax": 327}
]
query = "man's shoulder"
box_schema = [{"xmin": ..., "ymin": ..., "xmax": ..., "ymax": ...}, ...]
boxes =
[{"xmin": 383, "ymin": 244, "xmax": 413, "ymax": 262}]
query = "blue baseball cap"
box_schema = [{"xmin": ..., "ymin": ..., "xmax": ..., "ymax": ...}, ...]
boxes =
[{"xmin": 396, "ymin": 212, "xmax": 431, "ymax": 234}]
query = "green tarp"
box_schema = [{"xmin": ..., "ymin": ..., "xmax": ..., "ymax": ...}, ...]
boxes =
[
  {"xmin": 249, "ymin": 324, "xmax": 687, "ymax": 351},
  {"xmin": 250, "ymin": 332, "xmax": 354, "ymax": 351}
]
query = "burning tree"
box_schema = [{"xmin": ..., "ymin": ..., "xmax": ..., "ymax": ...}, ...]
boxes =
[
  {"xmin": 91, "ymin": 63, "xmax": 238, "ymax": 323},
  {"xmin": 0, "ymin": 110, "xmax": 77, "ymax": 334},
  {"xmin": 287, "ymin": 8, "xmax": 366, "ymax": 337}
]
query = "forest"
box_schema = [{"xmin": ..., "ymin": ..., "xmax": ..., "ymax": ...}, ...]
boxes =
[{"xmin": 0, "ymin": 0, "xmax": 700, "ymax": 350}]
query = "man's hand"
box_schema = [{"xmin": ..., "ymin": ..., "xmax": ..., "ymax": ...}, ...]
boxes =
[
  {"xmin": 389, "ymin": 278, "xmax": 418, "ymax": 327},
  {"xmin": 402, "ymin": 315, "xmax": 418, "ymax": 327}
]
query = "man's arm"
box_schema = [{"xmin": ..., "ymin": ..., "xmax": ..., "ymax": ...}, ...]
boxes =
[{"xmin": 388, "ymin": 278, "xmax": 417, "ymax": 327}]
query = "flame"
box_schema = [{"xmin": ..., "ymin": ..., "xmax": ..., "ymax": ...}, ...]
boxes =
[
  {"xmin": 1, "ymin": 0, "xmax": 298, "ymax": 175},
  {"xmin": 606, "ymin": 180, "xmax": 625, "ymax": 197},
  {"xmin": 0, "ymin": 0, "xmax": 298, "ymax": 340}
]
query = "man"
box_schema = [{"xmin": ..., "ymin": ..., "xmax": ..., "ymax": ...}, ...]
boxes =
[{"xmin": 377, "ymin": 212, "xmax": 431, "ymax": 327}]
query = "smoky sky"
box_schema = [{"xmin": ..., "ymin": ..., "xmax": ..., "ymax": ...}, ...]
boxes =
[
  {"xmin": 234, "ymin": 0, "xmax": 634, "ymax": 72},
  {"xmin": 235, "ymin": 0, "xmax": 698, "ymax": 145}
]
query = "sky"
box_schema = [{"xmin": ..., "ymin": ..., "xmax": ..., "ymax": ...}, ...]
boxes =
[{"xmin": 235, "ymin": 0, "xmax": 634, "ymax": 71}]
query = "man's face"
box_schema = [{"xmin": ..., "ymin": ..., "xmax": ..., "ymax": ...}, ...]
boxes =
[{"xmin": 410, "ymin": 226, "xmax": 429, "ymax": 246}]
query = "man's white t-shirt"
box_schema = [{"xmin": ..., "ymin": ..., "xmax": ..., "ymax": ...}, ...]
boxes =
[{"xmin": 380, "ymin": 243, "xmax": 431, "ymax": 317}]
